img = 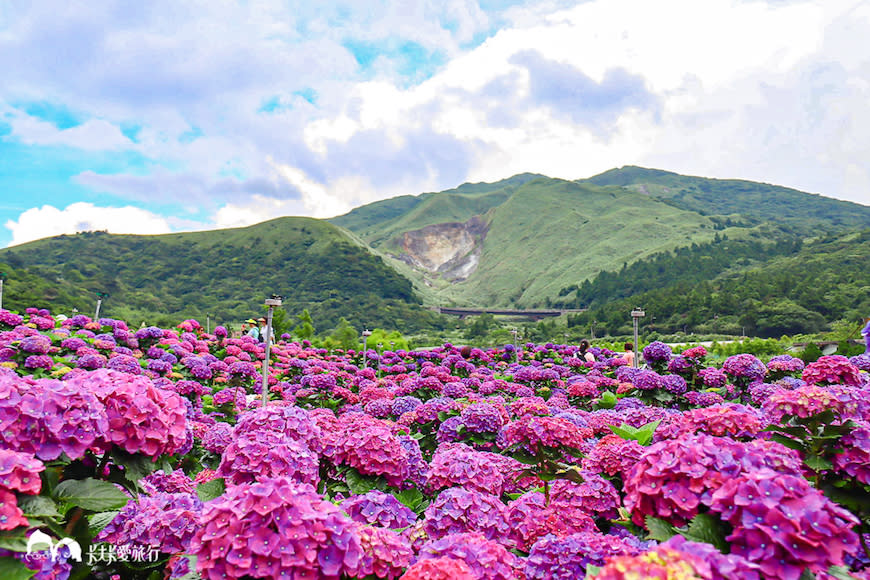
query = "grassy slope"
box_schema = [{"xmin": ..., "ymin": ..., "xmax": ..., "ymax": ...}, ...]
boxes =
[
  {"xmin": 330, "ymin": 173, "xmax": 543, "ymax": 247},
  {"xmin": 0, "ymin": 217, "xmax": 440, "ymax": 331},
  {"xmin": 439, "ymin": 178, "xmax": 723, "ymax": 307},
  {"xmin": 585, "ymin": 166, "xmax": 870, "ymax": 233}
]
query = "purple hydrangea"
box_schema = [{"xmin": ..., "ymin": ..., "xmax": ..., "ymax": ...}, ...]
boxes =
[
  {"xmin": 98, "ymin": 492, "xmax": 203, "ymax": 554},
  {"xmin": 525, "ymin": 532, "xmax": 641, "ymax": 579},
  {"xmin": 722, "ymin": 354, "xmax": 767, "ymax": 382},
  {"xmin": 415, "ymin": 532, "xmax": 519, "ymax": 580},
  {"xmin": 642, "ymin": 341, "xmax": 672, "ymax": 364},
  {"xmin": 218, "ymin": 430, "xmax": 319, "ymax": 487},
  {"xmin": 460, "ymin": 403, "xmax": 505, "ymax": 434},
  {"xmin": 340, "ymin": 490, "xmax": 418, "ymax": 529},
  {"xmin": 423, "ymin": 487, "xmax": 508, "ymax": 541}
]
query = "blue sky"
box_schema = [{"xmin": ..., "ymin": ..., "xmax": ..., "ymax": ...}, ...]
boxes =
[{"xmin": 1, "ymin": 0, "xmax": 869, "ymax": 246}]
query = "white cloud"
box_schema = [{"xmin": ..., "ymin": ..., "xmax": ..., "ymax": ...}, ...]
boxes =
[
  {"xmin": 5, "ymin": 203, "xmax": 172, "ymax": 247},
  {"xmin": 9, "ymin": 115, "xmax": 133, "ymax": 151}
]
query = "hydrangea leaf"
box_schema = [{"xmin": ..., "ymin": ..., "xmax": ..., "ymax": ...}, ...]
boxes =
[
  {"xmin": 644, "ymin": 516, "xmax": 678, "ymax": 542},
  {"xmin": 0, "ymin": 529, "xmax": 31, "ymax": 552},
  {"xmin": 196, "ymin": 478, "xmax": 226, "ymax": 502},
  {"xmin": 680, "ymin": 513, "xmax": 728, "ymax": 553},
  {"xmin": 53, "ymin": 478, "xmax": 131, "ymax": 512},
  {"xmin": 0, "ymin": 558, "xmax": 35, "ymax": 580},
  {"xmin": 17, "ymin": 496, "xmax": 62, "ymax": 519},
  {"xmin": 88, "ymin": 510, "xmax": 120, "ymax": 535}
]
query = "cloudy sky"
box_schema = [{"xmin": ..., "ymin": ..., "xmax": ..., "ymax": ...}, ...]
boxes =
[{"xmin": 2, "ymin": 0, "xmax": 869, "ymax": 247}]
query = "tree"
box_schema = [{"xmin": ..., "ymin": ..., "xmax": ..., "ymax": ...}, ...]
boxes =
[
  {"xmin": 466, "ymin": 313, "xmax": 495, "ymax": 339},
  {"xmin": 294, "ymin": 309, "xmax": 316, "ymax": 341},
  {"xmin": 329, "ymin": 317, "xmax": 358, "ymax": 351},
  {"xmin": 265, "ymin": 306, "xmax": 292, "ymax": 337}
]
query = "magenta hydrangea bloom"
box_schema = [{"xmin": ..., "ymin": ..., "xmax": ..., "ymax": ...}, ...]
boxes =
[
  {"xmin": 98, "ymin": 492, "xmax": 203, "ymax": 554},
  {"xmin": 415, "ymin": 532, "xmax": 520, "ymax": 580},
  {"xmin": 662, "ymin": 536, "xmax": 761, "ymax": 580},
  {"xmin": 68, "ymin": 368, "xmax": 188, "ymax": 458},
  {"xmin": 0, "ymin": 373, "xmax": 109, "ymax": 460},
  {"xmin": 459, "ymin": 402, "xmax": 505, "ymax": 433},
  {"xmin": 722, "ymin": 353, "xmax": 767, "ymax": 382},
  {"xmin": 139, "ymin": 469, "xmax": 196, "ymax": 495},
  {"xmin": 329, "ymin": 417, "xmax": 409, "ymax": 486},
  {"xmin": 426, "ymin": 446, "xmax": 507, "ymax": 496},
  {"xmin": 218, "ymin": 430, "xmax": 319, "ymax": 487},
  {"xmin": 709, "ymin": 469, "xmax": 860, "ymax": 579},
  {"xmin": 192, "ymin": 478, "xmax": 361, "ymax": 580},
  {"xmin": 0, "ymin": 488, "xmax": 28, "ymax": 530},
  {"xmin": 233, "ymin": 404, "xmax": 322, "ymax": 453},
  {"xmin": 697, "ymin": 366, "xmax": 728, "ymax": 388},
  {"xmin": 582, "ymin": 434, "xmax": 645, "ymax": 478},
  {"xmin": 624, "ymin": 435, "xmax": 802, "ymax": 527},
  {"xmin": 833, "ymin": 419, "xmax": 870, "ymax": 484},
  {"xmin": 500, "ymin": 415, "xmax": 592, "ymax": 454},
  {"xmin": 400, "ymin": 557, "xmax": 476, "ymax": 580},
  {"xmin": 350, "ymin": 523, "xmax": 413, "ymax": 580},
  {"xmin": 201, "ymin": 421, "xmax": 234, "ymax": 455},
  {"xmin": 762, "ymin": 384, "xmax": 845, "ymax": 422},
  {"xmin": 525, "ymin": 532, "xmax": 641, "ymax": 580},
  {"xmin": 423, "ymin": 487, "xmax": 508, "ymax": 541},
  {"xmin": 340, "ymin": 490, "xmax": 418, "ymax": 529},
  {"xmin": 802, "ymin": 355, "xmax": 863, "ymax": 386},
  {"xmin": 655, "ymin": 403, "xmax": 765, "ymax": 440},
  {"xmin": 595, "ymin": 545, "xmax": 712, "ymax": 579},
  {"xmin": 550, "ymin": 474, "xmax": 621, "ymax": 519},
  {"xmin": 504, "ymin": 491, "xmax": 596, "ymax": 551},
  {"xmin": 0, "ymin": 449, "xmax": 44, "ymax": 494}
]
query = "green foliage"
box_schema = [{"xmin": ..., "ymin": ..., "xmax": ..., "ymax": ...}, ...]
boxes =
[
  {"xmin": 327, "ymin": 317, "xmax": 359, "ymax": 350},
  {"xmin": 0, "ymin": 218, "xmax": 449, "ymax": 334},
  {"xmin": 609, "ymin": 420, "xmax": 661, "ymax": 446},
  {"xmin": 293, "ymin": 309, "xmax": 316, "ymax": 341},
  {"xmin": 53, "ymin": 478, "xmax": 131, "ymax": 512},
  {"xmin": 196, "ymin": 478, "xmax": 227, "ymax": 502},
  {"xmin": 800, "ymin": 342, "xmax": 824, "ymax": 363}
]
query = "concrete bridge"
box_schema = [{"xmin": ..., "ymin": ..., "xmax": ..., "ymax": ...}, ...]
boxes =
[{"xmin": 438, "ymin": 307, "xmax": 587, "ymax": 320}]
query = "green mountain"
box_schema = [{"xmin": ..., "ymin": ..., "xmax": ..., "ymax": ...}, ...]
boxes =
[
  {"xmin": 0, "ymin": 217, "xmax": 445, "ymax": 332},
  {"xmin": 331, "ymin": 169, "xmax": 870, "ymax": 309},
  {"xmin": 2, "ymin": 167, "xmax": 867, "ymax": 338},
  {"xmin": 585, "ymin": 166, "xmax": 870, "ymax": 234},
  {"xmin": 566, "ymin": 229, "xmax": 870, "ymax": 338}
]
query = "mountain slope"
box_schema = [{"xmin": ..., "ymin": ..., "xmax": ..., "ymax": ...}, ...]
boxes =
[
  {"xmin": 0, "ymin": 217, "xmax": 443, "ymax": 331},
  {"xmin": 567, "ymin": 229, "xmax": 870, "ymax": 337},
  {"xmin": 585, "ymin": 166, "xmax": 870, "ymax": 234}
]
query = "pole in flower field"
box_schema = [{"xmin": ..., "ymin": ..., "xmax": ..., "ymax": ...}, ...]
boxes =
[
  {"xmin": 261, "ymin": 295, "xmax": 282, "ymax": 407},
  {"xmin": 631, "ymin": 308, "xmax": 645, "ymax": 368},
  {"xmin": 95, "ymin": 292, "xmax": 108, "ymax": 320},
  {"xmin": 361, "ymin": 329, "xmax": 372, "ymax": 368},
  {"xmin": 0, "ymin": 272, "xmax": 4, "ymax": 310}
]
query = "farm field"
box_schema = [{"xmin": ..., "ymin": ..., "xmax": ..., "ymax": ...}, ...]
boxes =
[{"xmin": 0, "ymin": 306, "xmax": 868, "ymax": 580}]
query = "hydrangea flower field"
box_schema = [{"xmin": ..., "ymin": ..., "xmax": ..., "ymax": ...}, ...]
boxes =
[{"xmin": 1, "ymin": 307, "xmax": 869, "ymax": 580}]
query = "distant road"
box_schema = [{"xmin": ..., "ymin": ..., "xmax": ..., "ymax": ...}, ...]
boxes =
[{"xmin": 438, "ymin": 307, "xmax": 588, "ymax": 320}]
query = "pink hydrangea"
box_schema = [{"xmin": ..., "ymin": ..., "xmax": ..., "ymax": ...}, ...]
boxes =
[
  {"xmin": 192, "ymin": 478, "xmax": 361, "ymax": 580},
  {"xmin": 504, "ymin": 491, "xmax": 597, "ymax": 551},
  {"xmin": 218, "ymin": 430, "xmax": 319, "ymax": 487},
  {"xmin": 832, "ymin": 419, "xmax": 870, "ymax": 484},
  {"xmin": 654, "ymin": 403, "xmax": 765, "ymax": 440},
  {"xmin": 624, "ymin": 435, "xmax": 802, "ymax": 527},
  {"xmin": 762, "ymin": 384, "xmax": 845, "ymax": 422},
  {"xmin": 400, "ymin": 557, "xmax": 476, "ymax": 580},
  {"xmin": 802, "ymin": 355, "xmax": 863, "ymax": 387},
  {"xmin": 328, "ymin": 415, "xmax": 409, "ymax": 486},
  {"xmin": 0, "ymin": 449, "xmax": 44, "ymax": 495},
  {"xmin": 426, "ymin": 446, "xmax": 507, "ymax": 496},
  {"xmin": 423, "ymin": 487, "xmax": 508, "ymax": 541},
  {"xmin": 71, "ymin": 369, "xmax": 188, "ymax": 458},
  {"xmin": 0, "ymin": 372, "xmax": 109, "ymax": 460},
  {"xmin": 340, "ymin": 490, "xmax": 418, "ymax": 529},
  {"xmin": 415, "ymin": 532, "xmax": 520, "ymax": 580},
  {"xmin": 582, "ymin": 434, "xmax": 644, "ymax": 478},
  {"xmin": 350, "ymin": 523, "xmax": 413, "ymax": 579},
  {"xmin": 500, "ymin": 415, "xmax": 592, "ymax": 454}
]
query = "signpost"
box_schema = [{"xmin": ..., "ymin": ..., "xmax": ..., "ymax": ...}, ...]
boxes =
[
  {"xmin": 361, "ymin": 329, "xmax": 372, "ymax": 368},
  {"xmin": 95, "ymin": 292, "xmax": 109, "ymax": 320}
]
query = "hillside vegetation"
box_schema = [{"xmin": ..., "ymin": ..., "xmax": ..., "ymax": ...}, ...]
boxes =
[{"xmin": 0, "ymin": 218, "xmax": 446, "ymax": 332}]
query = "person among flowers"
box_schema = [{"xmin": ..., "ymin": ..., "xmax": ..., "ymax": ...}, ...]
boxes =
[
  {"xmin": 578, "ymin": 339, "xmax": 595, "ymax": 363},
  {"xmin": 622, "ymin": 342, "xmax": 635, "ymax": 366},
  {"xmin": 258, "ymin": 317, "xmax": 274, "ymax": 343},
  {"xmin": 245, "ymin": 319, "xmax": 260, "ymax": 340}
]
